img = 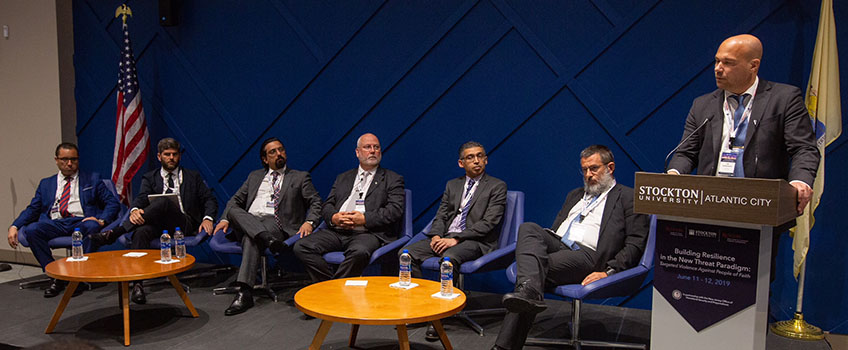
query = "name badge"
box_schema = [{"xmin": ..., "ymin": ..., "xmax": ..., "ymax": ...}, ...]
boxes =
[
  {"xmin": 266, "ymin": 201, "xmax": 276, "ymax": 208},
  {"xmin": 355, "ymin": 199, "xmax": 365, "ymax": 213},
  {"xmin": 50, "ymin": 205, "xmax": 61, "ymax": 220},
  {"xmin": 718, "ymin": 149, "xmax": 741, "ymax": 177},
  {"xmin": 568, "ymin": 223, "xmax": 588, "ymax": 243}
]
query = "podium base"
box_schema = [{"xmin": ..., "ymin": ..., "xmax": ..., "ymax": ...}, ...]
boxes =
[{"xmin": 770, "ymin": 312, "xmax": 825, "ymax": 341}]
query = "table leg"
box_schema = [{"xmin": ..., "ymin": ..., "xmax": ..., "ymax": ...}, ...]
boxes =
[
  {"xmin": 431, "ymin": 319, "xmax": 453, "ymax": 350},
  {"xmin": 121, "ymin": 281, "xmax": 130, "ymax": 346},
  {"xmin": 349, "ymin": 324, "xmax": 360, "ymax": 347},
  {"xmin": 396, "ymin": 324, "xmax": 410, "ymax": 350},
  {"xmin": 45, "ymin": 281, "xmax": 78, "ymax": 333},
  {"xmin": 309, "ymin": 320, "xmax": 333, "ymax": 350},
  {"xmin": 167, "ymin": 275, "xmax": 199, "ymax": 317}
]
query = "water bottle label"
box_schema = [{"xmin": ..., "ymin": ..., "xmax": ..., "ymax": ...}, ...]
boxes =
[
  {"xmin": 177, "ymin": 239, "xmax": 185, "ymax": 245},
  {"xmin": 72, "ymin": 241, "xmax": 82, "ymax": 247},
  {"xmin": 441, "ymin": 272, "xmax": 452, "ymax": 281},
  {"xmin": 400, "ymin": 265, "xmax": 410, "ymax": 272},
  {"xmin": 163, "ymin": 243, "xmax": 171, "ymax": 250}
]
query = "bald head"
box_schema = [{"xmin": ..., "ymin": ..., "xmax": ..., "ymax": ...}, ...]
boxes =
[
  {"xmin": 714, "ymin": 34, "xmax": 762, "ymax": 94},
  {"xmin": 355, "ymin": 133, "xmax": 382, "ymax": 170}
]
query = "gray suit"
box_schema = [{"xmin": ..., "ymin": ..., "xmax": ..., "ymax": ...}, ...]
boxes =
[
  {"xmin": 403, "ymin": 173, "xmax": 507, "ymax": 276},
  {"xmin": 223, "ymin": 168, "xmax": 322, "ymax": 285}
]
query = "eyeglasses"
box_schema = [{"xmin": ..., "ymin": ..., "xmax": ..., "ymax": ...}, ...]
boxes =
[
  {"xmin": 461, "ymin": 153, "xmax": 486, "ymax": 162},
  {"xmin": 580, "ymin": 164, "xmax": 607, "ymax": 175},
  {"xmin": 56, "ymin": 157, "xmax": 79, "ymax": 163}
]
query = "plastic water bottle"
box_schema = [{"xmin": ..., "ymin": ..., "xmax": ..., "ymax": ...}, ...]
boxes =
[
  {"xmin": 440, "ymin": 257, "xmax": 453, "ymax": 296},
  {"xmin": 71, "ymin": 228, "xmax": 83, "ymax": 259},
  {"xmin": 174, "ymin": 227, "xmax": 186, "ymax": 259},
  {"xmin": 399, "ymin": 249, "xmax": 412, "ymax": 286},
  {"xmin": 160, "ymin": 230, "xmax": 172, "ymax": 262}
]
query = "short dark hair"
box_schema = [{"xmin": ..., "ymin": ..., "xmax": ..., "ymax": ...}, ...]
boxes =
[
  {"xmin": 259, "ymin": 137, "xmax": 285, "ymax": 168},
  {"xmin": 580, "ymin": 144, "xmax": 614, "ymax": 164},
  {"xmin": 458, "ymin": 141, "xmax": 485, "ymax": 158},
  {"xmin": 55, "ymin": 142, "xmax": 78, "ymax": 157},
  {"xmin": 157, "ymin": 138, "xmax": 181, "ymax": 153}
]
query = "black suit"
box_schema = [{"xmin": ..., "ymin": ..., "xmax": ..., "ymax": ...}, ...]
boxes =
[
  {"xmin": 403, "ymin": 173, "xmax": 506, "ymax": 277},
  {"xmin": 123, "ymin": 167, "xmax": 217, "ymax": 249},
  {"xmin": 293, "ymin": 166, "xmax": 404, "ymax": 282},
  {"xmin": 668, "ymin": 80, "xmax": 819, "ymax": 185},
  {"xmin": 495, "ymin": 183, "xmax": 649, "ymax": 350},
  {"xmin": 223, "ymin": 168, "xmax": 322, "ymax": 285}
]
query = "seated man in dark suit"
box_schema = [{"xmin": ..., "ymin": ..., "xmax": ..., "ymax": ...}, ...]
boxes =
[
  {"xmin": 92, "ymin": 138, "xmax": 218, "ymax": 304},
  {"xmin": 492, "ymin": 145, "xmax": 649, "ymax": 350},
  {"xmin": 401, "ymin": 141, "xmax": 507, "ymax": 341},
  {"xmin": 293, "ymin": 133, "xmax": 405, "ymax": 283},
  {"xmin": 213, "ymin": 137, "xmax": 322, "ymax": 316},
  {"xmin": 7, "ymin": 142, "xmax": 120, "ymax": 298}
]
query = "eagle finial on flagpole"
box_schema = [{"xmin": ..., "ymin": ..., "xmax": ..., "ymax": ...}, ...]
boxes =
[{"xmin": 115, "ymin": 4, "xmax": 133, "ymax": 25}]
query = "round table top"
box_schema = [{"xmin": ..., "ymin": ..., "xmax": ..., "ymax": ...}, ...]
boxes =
[
  {"xmin": 294, "ymin": 276, "xmax": 466, "ymax": 325},
  {"xmin": 45, "ymin": 250, "xmax": 195, "ymax": 282}
]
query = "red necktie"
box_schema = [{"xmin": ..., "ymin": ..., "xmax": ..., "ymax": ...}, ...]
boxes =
[{"xmin": 58, "ymin": 176, "xmax": 72, "ymax": 218}]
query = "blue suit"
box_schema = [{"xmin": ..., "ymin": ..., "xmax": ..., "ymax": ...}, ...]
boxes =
[{"xmin": 13, "ymin": 172, "xmax": 120, "ymax": 269}]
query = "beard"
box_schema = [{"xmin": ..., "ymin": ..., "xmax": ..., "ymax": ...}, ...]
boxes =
[
  {"xmin": 162, "ymin": 161, "xmax": 178, "ymax": 171},
  {"xmin": 584, "ymin": 169, "xmax": 615, "ymax": 197},
  {"xmin": 275, "ymin": 156, "xmax": 286, "ymax": 169}
]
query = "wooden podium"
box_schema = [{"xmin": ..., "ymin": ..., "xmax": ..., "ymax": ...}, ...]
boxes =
[{"xmin": 633, "ymin": 172, "xmax": 798, "ymax": 350}]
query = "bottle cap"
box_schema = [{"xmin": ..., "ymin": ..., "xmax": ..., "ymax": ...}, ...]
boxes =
[
  {"xmin": 444, "ymin": 257, "xmax": 450, "ymax": 262},
  {"xmin": 74, "ymin": 228, "xmax": 80, "ymax": 231},
  {"xmin": 175, "ymin": 227, "xmax": 181, "ymax": 231},
  {"xmin": 403, "ymin": 249, "xmax": 408, "ymax": 254},
  {"xmin": 163, "ymin": 230, "xmax": 169, "ymax": 234}
]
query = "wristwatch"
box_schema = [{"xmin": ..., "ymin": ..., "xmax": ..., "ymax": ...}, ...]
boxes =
[
  {"xmin": 605, "ymin": 267, "xmax": 616, "ymax": 276},
  {"xmin": 306, "ymin": 220, "xmax": 315, "ymax": 228}
]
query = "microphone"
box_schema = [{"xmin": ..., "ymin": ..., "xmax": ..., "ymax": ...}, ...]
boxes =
[{"xmin": 664, "ymin": 116, "xmax": 713, "ymax": 172}]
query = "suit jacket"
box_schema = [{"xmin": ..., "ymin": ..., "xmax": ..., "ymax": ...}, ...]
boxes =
[
  {"xmin": 668, "ymin": 80, "xmax": 820, "ymax": 186},
  {"xmin": 427, "ymin": 173, "xmax": 507, "ymax": 251},
  {"xmin": 12, "ymin": 171, "xmax": 120, "ymax": 228},
  {"xmin": 321, "ymin": 167, "xmax": 405, "ymax": 243},
  {"xmin": 550, "ymin": 183, "xmax": 649, "ymax": 273},
  {"xmin": 131, "ymin": 167, "xmax": 218, "ymax": 232},
  {"xmin": 223, "ymin": 168, "xmax": 322, "ymax": 240}
]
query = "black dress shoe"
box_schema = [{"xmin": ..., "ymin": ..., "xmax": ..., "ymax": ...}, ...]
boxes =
[
  {"xmin": 502, "ymin": 280, "xmax": 547, "ymax": 314},
  {"xmin": 491, "ymin": 345, "xmax": 507, "ymax": 350},
  {"xmin": 131, "ymin": 283, "xmax": 146, "ymax": 304},
  {"xmin": 44, "ymin": 279, "xmax": 66, "ymax": 298},
  {"xmin": 90, "ymin": 229, "xmax": 120, "ymax": 245},
  {"xmin": 257, "ymin": 232, "xmax": 286, "ymax": 254},
  {"xmin": 224, "ymin": 283, "xmax": 254, "ymax": 316},
  {"xmin": 424, "ymin": 324, "xmax": 440, "ymax": 342}
]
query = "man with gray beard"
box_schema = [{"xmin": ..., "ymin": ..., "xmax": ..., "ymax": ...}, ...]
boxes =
[{"xmin": 492, "ymin": 145, "xmax": 649, "ymax": 350}]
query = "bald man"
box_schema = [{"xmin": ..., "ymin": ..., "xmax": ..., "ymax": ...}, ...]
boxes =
[{"xmin": 667, "ymin": 34, "xmax": 819, "ymax": 279}]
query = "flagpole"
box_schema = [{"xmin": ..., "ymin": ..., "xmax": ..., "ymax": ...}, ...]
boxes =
[{"xmin": 769, "ymin": 260, "xmax": 824, "ymax": 340}]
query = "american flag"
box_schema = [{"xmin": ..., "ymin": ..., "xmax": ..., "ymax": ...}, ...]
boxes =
[{"xmin": 111, "ymin": 21, "xmax": 149, "ymax": 205}]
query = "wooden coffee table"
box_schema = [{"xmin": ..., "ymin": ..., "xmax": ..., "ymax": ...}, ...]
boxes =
[
  {"xmin": 295, "ymin": 276, "xmax": 466, "ymax": 350},
  {"xmin": 44, "ymin": 249, "xmax": 199, "ymax": 346}
]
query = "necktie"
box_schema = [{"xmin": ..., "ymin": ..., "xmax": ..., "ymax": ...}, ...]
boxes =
[
  {"xmin": 271, "ymin": 171, "xmax": 283, "ymax": 231},
  {"xmin": 458, "ymin": 179, "xmax": 476, "ymax": 231},
  {"xmin": 560, "ymin": 196, "xmax": 598, "ymax": 250},
  {"xmin": 58, "ymin": 176, "xmax": 72, "ymax": 218},
  {"xmin": 730, "ymin": 94, "xmax": 750, "ymax": 177},
  {"xmin": 166, "ymin": 173, "xmax": 174, "ymax": 194}
]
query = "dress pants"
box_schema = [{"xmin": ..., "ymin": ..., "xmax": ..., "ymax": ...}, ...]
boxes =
[
  {"xmin": 24, "ymin": 217, "xmax": 100, "ymax": 270},
  {"xmin": 124, "ymin": 198, "xmax": 193, "ymax": 250},
  {"xmin": 495, "ymin": 222, "xmax": 598, "ymax": 350},
  {"xmin": 293, "ymin": 228, "xmax": 381, "ymax": 282},
  {"xmin": 401, "ymin": 236, "xmax": 487, "ymax": 278},
  {"xmin": 226, "ymin": 208, "xmax": 284, "ymax": 285}
]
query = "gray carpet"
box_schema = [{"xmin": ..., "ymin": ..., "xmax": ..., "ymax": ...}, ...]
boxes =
[{"xmin": 0, "ymin": 266, "xmax": 831, "ymax": 349}]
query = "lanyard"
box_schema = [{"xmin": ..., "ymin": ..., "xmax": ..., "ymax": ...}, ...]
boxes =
[{"xmin": 722, "ymin": 91, "xmax": 756, "ymax": 142}]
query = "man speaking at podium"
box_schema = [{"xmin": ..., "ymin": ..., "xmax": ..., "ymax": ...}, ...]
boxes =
[{"xmin": 666, "ymin": 34, "xmax": 820, "ymax": 278}]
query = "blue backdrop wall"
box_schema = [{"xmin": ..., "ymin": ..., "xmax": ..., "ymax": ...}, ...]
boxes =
[{"xmin": 72, "ymin": 0, "xmax": 848, "ymax": 332}]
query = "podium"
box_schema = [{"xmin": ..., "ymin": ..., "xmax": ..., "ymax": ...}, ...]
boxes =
[{"xmin": 633, "ymin": 172, "xmax": 798, "ymax": 350}]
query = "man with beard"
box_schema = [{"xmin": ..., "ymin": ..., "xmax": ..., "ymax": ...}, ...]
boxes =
[
  {"xmin": 491, "ymin": 145, "xmax": 649, "ymax": 350},
  {"xmin": 293, "ymin": 133, "xmax": 405, "ymax": 283},
  {"xmin": 214, "ymin": 137, "xmax": 322, "ymax": 316},
  {"xmin": 92, "ymin": 138, "xmax": 218, "ymax": 304}
]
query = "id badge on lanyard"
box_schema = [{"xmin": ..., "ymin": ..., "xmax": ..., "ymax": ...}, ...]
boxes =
[
  {"xmin": 355, "ymin": 192, "xmax": 366, "ymax": 213},
  {"xmin": 718, "ymin": 94, "xmax": 753, "ymax": 177}
]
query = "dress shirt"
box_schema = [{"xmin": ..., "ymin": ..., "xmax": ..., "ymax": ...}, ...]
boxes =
[
  {"xmin": 160, "ymin": 167, "xmax": 182, "ymax": 194},
  {"xmin": 553, "ymin": 180, "xmax": 616, "ymax": 251},
  {"xmin": 247, "ymin": 168, "xmax": 285, "ymax": 217},
  {"xmin": 53, "ymin": 172, "xmax": 83, "ymax": 218},
  {"xmin": 446, "ymin": 174, "xmax": 482, "ymax": 233}
]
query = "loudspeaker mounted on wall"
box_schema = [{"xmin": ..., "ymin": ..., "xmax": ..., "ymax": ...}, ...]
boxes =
[{"xmin": 159, "ymin": 0, "xmax": 179, "ymax": 26}]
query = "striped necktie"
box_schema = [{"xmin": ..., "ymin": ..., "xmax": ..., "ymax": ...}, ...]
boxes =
[
  {"xmin": 730, "ymin": 94, "xmax": 750, "ymax": 177},
  {"xmin": 58, "ymin": 176, "xmax": 72, "ymax": 218},
  {"xmin": 271, "ymin": 171, "xmax": 283, "ymax": 231},
  {"xmin": 458, "ymin": 179, "xmax": 476, "ymax": 231}
]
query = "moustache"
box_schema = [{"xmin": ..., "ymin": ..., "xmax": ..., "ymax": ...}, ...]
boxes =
[{"xmin": 275, "ymin": 157, "xmax": 286, "ymax": 168}]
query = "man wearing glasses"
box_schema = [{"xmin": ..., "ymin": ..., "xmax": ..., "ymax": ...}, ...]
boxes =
[
  {"xmin": 401, "ymin": 141, "xmax": 507, "ymax": 341},
  {"xmin": 294, "ymin": 133, "xmax": 405, "ymax": 283},
  {"xmin": 7, "ymin": 143, "xmax": 120, "ymax": 297},
  {"xmin": 492, "ymin": 145, "xmax": 649, "ymax": 350}
]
